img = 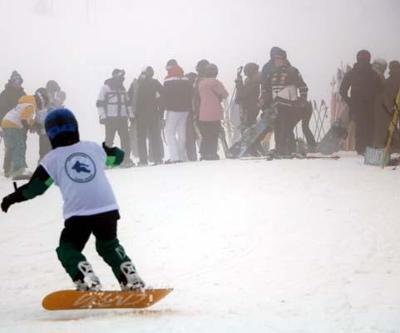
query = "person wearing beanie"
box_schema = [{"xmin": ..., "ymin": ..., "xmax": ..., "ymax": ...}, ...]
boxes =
[
  {"xmin": 96, "ymin": 69, "xmax": 134, "ymax": 167},
  {"xmin": 162, "ymin": 60, "xmax": 193, "ymax": 163},
  {"xmin": 128, "ymin": 66, "xmax": 164, "ymax": 166},
  {"xmin": 260, "ymin": 47, "xmax": 309, "ymax": 156},
  {"xmin": 197, "ymin": 63, "xmax": 229, "ymax": 160},
  {"xmin": 373, "ymin": 60, "xmax": 400, "ymax": 149},
  {"xmin": 0, "ymin": 71, "xmax": 26, "ymax": 177},
  {"xmin": 260, "ymin": 47, "xmax": 287, "ymax": 86},
  {"xmin": 1, "ymin": 108, "xmax": 146, "ymax": 292},
  {"xmin": 340, "ymin": 50, "xmax": 382, "ymax": 154}
]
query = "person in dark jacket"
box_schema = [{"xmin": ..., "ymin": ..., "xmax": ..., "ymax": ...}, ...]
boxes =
[
  {"xmin": 235, "ymin": 62, "xmax": 261, "ymax": 131},
  {"xmin": 340, "ymin": 50, "xmax": 382, "ymax": 154},
  {"xmin": 129, "ymin": 67, "xmax": 164, "ymax": 166},
  {"xmin": 0, "ymin": 71, "xmax": 26, "ymax": 177},
  {"xmin": 96, "ymin": 69, "xmax": 134, "ymax": 167},
  {"xmin": 261, "ymin": 47, "xmax": 308, "ymax": 156},
  {"xmin": 162, "ymin": 60, "xmax": 193, "ymax": 163}
]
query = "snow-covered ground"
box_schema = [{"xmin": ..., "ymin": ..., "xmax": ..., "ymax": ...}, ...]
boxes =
[{"xmin": 1, "ymin": 153, "xmax": 400, "ymax": 333}]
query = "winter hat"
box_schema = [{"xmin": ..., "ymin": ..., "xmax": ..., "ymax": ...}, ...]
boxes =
[
  {"xmin": 185, "ymin": 72, "xmax": 197, "ymax": 84},
  {"xmin": 205, "ymin": 64, "xmax": 218, "ymax": 78},
  {"xmin": 166, "ymin": 59, "xmax": 178, "ymax": 70},
  {"xmin": 9, "ymin": 70, "xmax": 23, "ymax": 85},
  {"xmin": 112, "ymin": 68, "xmax": 125, "ymax": 78},
  {"xmin": 46, "ymin": 80, "xmax": 60, "ymax": 93},
  {"xmin": 53, "ymin": 90, "xmax": 67, "ymax": 107},
  {"xmin": 356, "ymin": 50, "xmax": 371, "ymax": 64},
  {"xmin": 196, "ymin": 59, "xmax": 210, "ymax": 76},
  {"xmin": 270, "ymin": 47, "xmax": 286, "ymax": 60},
  {"xmin": 45, "ymin": 108, "xmax": 79, "ymax": 148},
  {"xmin": 144, "ymin": 66, "xmax": 154, "ymax": 78},
  {"xmin": 372, "ymin": 58, "xmax": 387, "ymax": 74},
  {"xmin": 244, "ymin": 63, "xmax": 259, "ymax": 77},
  {"xmin": 389, "ymin": 60, "xmax": 400, "ymax": 75}
]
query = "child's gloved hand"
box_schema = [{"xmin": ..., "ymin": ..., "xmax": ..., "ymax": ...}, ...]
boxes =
[
  {"xmin": 1, "ymin": 183, "xmax": 21, "ymax": 213},
  {"xmin": 1, "ymin": 193, "xmax": 17, "ymax": 213}
]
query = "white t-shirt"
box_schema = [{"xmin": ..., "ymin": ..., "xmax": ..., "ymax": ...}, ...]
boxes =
[{"xmin": 40, "ymin": 141, "xmax": 119, "ymax": 219}]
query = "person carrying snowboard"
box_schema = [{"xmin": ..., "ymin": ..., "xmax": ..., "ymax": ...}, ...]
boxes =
[{"xmin": 1, "ymin": 108, "xmax": 145, "ymax": 292}]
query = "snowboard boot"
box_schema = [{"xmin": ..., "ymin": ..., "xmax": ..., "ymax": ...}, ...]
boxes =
[
  {"xmin": 119, "ymin": 262, "xmax": 145, "ymax": 291},
  {"xmin": 74, "ymin": 261, "xmax": 102, "ymax": 291}
]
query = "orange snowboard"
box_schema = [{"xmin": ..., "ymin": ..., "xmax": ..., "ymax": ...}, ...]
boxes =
[{"xmin": 42, "ymin": 288, "xmax": 173, "ymax": 310}]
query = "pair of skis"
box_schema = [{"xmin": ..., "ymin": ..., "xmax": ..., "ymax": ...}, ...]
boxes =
[{"xmin": 239, "ymin": 153, "xmax": 340, "ymax": 161}]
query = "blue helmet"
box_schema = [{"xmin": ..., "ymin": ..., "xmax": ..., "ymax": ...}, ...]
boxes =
[{"xmin": 45, "ymin": 108, "xmax": 79, "ymax": 148}]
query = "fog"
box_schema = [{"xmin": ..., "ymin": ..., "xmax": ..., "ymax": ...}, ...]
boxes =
[{"xmin": 0, "ymin": 0, "xmax": 399, "ymax": 138}]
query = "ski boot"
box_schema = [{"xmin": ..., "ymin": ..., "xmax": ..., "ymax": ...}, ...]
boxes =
[
  {"xmin": 119, "ymin": 261, "xmax": 145, "ymax": 291},
  {"xmin": 74, "ymin": 261, "xmax": 102, "ymax": 291}
]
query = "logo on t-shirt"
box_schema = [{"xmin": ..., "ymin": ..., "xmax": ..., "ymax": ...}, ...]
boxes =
[{"xmin": 65, "ymin": 153, "xmax": 96, "ymax": 183}]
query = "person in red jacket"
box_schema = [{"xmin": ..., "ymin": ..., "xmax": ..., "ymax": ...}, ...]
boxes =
[{"xmin": 162, "ymin": 60, "xmax": 193, "ymax": 163}]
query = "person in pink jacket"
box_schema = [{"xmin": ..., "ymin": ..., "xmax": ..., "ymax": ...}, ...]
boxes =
[{"xmin": 197, "ymin": 64, "xmax": 229, "ymax": 160}]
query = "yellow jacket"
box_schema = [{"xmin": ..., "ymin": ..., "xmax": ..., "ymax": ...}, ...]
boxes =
[{"xmin": 1, "ymin": 95, "xmax": 37, "ymax": 129}]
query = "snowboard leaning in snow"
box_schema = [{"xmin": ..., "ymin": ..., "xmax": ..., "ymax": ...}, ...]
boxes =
[
  {"xmin": 317, "ymin": 121, "xmax": 347, "ymax": 155},
  {"xmin": 42, "ymin": 288, "xmax": 173, "ymax": 310}
]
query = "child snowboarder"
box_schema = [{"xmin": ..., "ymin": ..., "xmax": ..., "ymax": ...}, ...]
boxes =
[{"xmin": 1, "ymin": 108, "xmax": 145, "ymax": 291}]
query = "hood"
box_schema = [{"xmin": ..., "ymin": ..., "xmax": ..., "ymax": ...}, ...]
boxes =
[{"xmin": 166, "ymin": 65, "xmax": 184, "ymax": 79}]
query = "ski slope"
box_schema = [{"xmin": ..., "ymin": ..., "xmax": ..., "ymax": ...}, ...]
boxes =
[{"xmin": 0, "ymin": 154, "xmax": 400, "ymax": 333}]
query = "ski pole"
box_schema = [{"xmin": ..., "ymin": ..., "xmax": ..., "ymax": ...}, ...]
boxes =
[
  {"xmin": 311, "ymin": 100, "xmax": 320, "ymax": 141},
  {"xmin": 317, "ymin": 100, "xmax": 328, "ymax": 141}
]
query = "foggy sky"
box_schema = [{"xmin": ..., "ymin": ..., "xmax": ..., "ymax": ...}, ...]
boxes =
[{"xmin": 0, "ymin": 0, "xmax": 399, "ymax": 138}]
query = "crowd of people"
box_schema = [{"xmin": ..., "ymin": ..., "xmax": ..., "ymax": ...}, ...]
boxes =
[
  {"xmin": 95, "ymin": 59, "xmax": 229, "ymax": 167},
  {"xmin": 336, "ymin": 51, "xmax": 400, "ymax": 154},
  {"xmin": 1, "ymin": 47, "xmax": 400, "ymax": 180}
]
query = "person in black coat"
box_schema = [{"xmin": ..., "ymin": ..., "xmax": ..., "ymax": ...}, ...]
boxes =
[
  {"xmin": 129, "ymin": 67, "xmax": 164, "ymax": 166},
  {"xmin": 235, "ymin": 62, "xmax": 261, "ymax": 131},
  {"xmin": 340, "ymin": 50, "xmax": 382, "ymax": 154},
  {"xmin": 0, "ymin": 71, "xmax": 26, "ymax": 177}
]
